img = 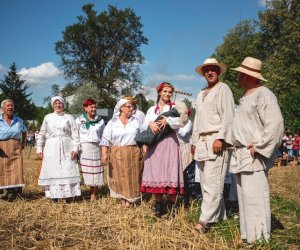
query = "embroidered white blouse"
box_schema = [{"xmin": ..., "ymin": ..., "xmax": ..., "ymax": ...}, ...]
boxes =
[
  {"xmin": 75, "ymin": 115, "xmax": 105, "ymax": 144},
  {"xmin": 141, "ymin": 105, "xmax": 181, "ymax": 132},
  {"xmin": 36, "ymin": 112, "xmax": 80, "ymax": 153},
  {"xmin": 101, "ymin": 117, "xmax": 140, "ymax": 146}
]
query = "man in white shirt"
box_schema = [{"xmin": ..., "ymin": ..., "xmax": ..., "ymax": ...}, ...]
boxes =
[
  {"xmin": 229, "ymin": 57, "xmax": 284, "ymax": 243},
  {"xmin": 191, "ymin": 58, "xmax": 235, "ymax": 233}
]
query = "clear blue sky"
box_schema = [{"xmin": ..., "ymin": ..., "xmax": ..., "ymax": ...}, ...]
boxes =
[{"xmin": 0, "ymin": 0, "xmax": 266, "ymax": 106}]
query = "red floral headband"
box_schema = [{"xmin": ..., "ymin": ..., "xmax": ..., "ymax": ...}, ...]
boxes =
[{"xmin": 156, "ymin": 82, "xmax": 174, "ymax": 93}]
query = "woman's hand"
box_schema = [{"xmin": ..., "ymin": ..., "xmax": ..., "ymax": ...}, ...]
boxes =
[
  {"xmin": 101, "ymin": 153, "xmax": 109, "ymax": 165},
  {"xmin": 36, "ymin": 152, "xmax": 43, "ymax": 159},
  {"xmin": 71, "ymin": 151, "xmax": 78, "ymax": 160},
  {"xmin": 149, "ymin": 121, "xmax": 161, "ymax": 134},
  {"xmin": 156, "ymin": 116, "xmax": 167, "ymax": 131},
  {"xmin": 142, "ymin": 145, "xmax": 148, "ymax": 155}
]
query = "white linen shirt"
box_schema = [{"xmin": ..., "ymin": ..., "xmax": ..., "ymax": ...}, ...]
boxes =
[
  {"xmin": 36, "ymin": 112, "xmax": 80, "ymax": 153},
  {"xmin": 231, "ymin": 86, "xmax": 284, "ymax": 158},
  {"xmin": 101, "ymin": 117, "xmax": 140, "ymax": 146},
  {"xmin": 75, "ymin": 115, "xmax": 105, "ymax": 144},
  {"xmin": 191, "ymin": 82, "xmax": 235, "ymax": 145}
]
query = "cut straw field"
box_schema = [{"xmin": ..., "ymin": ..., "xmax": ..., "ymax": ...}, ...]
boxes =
[{"xmin": 0, "ymin": 147, "xmax": 299, "ymax": 249}]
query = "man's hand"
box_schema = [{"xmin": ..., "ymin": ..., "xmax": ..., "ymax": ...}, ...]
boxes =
[
  {"xmin": 213, "ymin": 139, "xmax": 223, "ymax": 154},
  {"xmin": 247, "ymin": 144, "xmax": 257, "ymax": 158}
]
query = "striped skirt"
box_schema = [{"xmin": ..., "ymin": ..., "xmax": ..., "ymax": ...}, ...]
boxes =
[
  {"xmin": 80, "ymin": 142, "xmax": 104, "ymax": 186},
  {"xmin": 108, "ymin": 145, "xmax": 143, "ymax": 202},
  {"xmin": 0, "ymin": 139, "xmax": 25, "ymax": 189}
]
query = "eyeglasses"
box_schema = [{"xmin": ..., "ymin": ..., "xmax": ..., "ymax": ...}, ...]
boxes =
[
  {"xmin": 123, "ymin": 105, "xmax": 134, "ymax": 109},
  {"xmin": 202, "ymin": 66, "xmax": 220, "ymax": 74}
]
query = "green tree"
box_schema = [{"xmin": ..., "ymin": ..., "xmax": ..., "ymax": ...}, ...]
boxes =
[
  {"xmin": 258, "ymin": 0, "xmax": 300, "ymax": 130},
  {"xmin": 134, "ymin": 93, "xmax": 148, "ymax": 113},
  {"xmin": 0, "ymin": 62, "xmax": 36, "ymax": 120},
  {"xmin": 213, "ymin": 20, "xmax": 261, "ymax": 102},
  {"xmin": 43, "ymin": 83, "xmax": 60, "ymax": 107},
  {"xmin": 68, "ymin": 82, "xmax": 114, "ymax": 114},
  {"xmin": 35, "ymin": 106, "xmax": 52, "ymax": 128},
  {"xmin": 259, "ymin": 0, "xmax": 300, "ymax": 94},
  {"xmin": 280, "ymin": 88, "xmax": 300, "ymax": 129},
  {"xmin": 55, "ymin": 4, "xmax": 148, "ymax": 108}
]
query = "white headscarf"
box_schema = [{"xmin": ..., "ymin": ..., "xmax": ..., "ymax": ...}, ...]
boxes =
[
  {"xmin": 112, "ymin": 98, "xmax": 130, "ymax": 118},
  {"xmin": 51, "ymin": 96, "xmax": 65, "ymax": 108}
]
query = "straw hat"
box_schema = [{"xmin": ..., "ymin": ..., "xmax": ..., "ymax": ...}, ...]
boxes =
[
  {"xmin": 230, "ymin": 57, "xmax": 267, "ymax": 82},
  {"xmin": 195, "ymin": 58, "xmax": 227, "ymax": 76}
]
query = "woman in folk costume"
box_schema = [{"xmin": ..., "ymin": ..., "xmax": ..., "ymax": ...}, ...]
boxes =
[
  {"xmin": 76, "ymin": 98, "xmax": 105, "ymax": 201},
  {"xmin": 36, "ymin": 96, "xmax": 81, "ymax": 200},
  {"xmin": 0, "ymin": 99, "xmax": 27, "ymax": 200},
  {"xmin": 101, "ymin": 97, "xmax": 143, "ymax": 208},
  {"xmin": 141, "ymin": 82, "xmax": 184, "ymax": 217}
]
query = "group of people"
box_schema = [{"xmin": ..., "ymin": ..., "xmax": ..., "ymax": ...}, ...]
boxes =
[
  {"xmin": 278, "ymin": 131, "xmax": 300, "ymax": 164},
  {"xmin": 0, "ymin": 56, "xmax": 284, "ymax": 245}
]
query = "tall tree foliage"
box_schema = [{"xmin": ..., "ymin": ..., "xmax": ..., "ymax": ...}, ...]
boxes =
[
  {"xmin": 258, "ymin": 0, "xmax": 300, "ymax": 129},
  {"xmin": 55, "ymin": 4, "xmax": 148, "ymax": 108},
  {"xmin": 0, "ymin": 62, "xmax": 36, "ymax": 120},
  {"xmin": 68, "ymin": 82, "xmax": 102, "ymax": 114},
  {"xmin": 214, "ymin": 0, "xmax": 300, "ymax": 129},
  {"xmin": 43, "ymin": 83, "xmax": 60, "ymax": 107},
  {"xmin": 213, "ymin": 20, "xmax": 261, "ymax": 102}
]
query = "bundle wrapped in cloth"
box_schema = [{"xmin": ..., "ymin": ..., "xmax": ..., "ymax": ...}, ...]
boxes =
[{"xmin": 135, "ymin": 101, "xmax": 188, "ymax": 147}]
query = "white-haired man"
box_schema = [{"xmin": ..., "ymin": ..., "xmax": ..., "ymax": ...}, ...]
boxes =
[
  {"xmin": 191, "ymin": 58, "xmax": 235, "ymax": 233},
  {"xmin": 229, "ymin": 57, "xmax": 284, "ymax": 243}
]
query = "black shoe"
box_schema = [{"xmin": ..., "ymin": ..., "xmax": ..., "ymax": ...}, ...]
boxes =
[
  {"xmin": 155, "ymin": 201, "xmax": 165, "ymax": 217},
  {"xmin": 166, "ymin": 201, "xmax": 179, "ymax": 217}
]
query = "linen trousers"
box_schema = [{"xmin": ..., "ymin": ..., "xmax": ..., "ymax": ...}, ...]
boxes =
[
  {"xmin": 196, "ymin": 150, "xmax": 229, "ymax": 224},
  {"xmin": 236, "ymin": 170, "xmax": 270, "ymax": 243}
]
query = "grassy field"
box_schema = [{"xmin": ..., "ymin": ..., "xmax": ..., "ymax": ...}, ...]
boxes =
[{"xmin": 0, "ymin": 147, "xmax": 299, "ymax": 249}]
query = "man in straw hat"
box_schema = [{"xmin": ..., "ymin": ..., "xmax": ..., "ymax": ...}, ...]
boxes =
[
  {"xmin": 191, "ymin": 58, "xmax": 235, "ymax": 233},
  {"xmin": 229, "ymin": 57, "xmax": 284, "ymax": 243}
]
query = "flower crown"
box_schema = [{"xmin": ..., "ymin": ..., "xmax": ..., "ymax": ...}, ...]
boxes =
[{"xmin": 156, "ymin": 82, "xmax": 174, "ymax": 93}]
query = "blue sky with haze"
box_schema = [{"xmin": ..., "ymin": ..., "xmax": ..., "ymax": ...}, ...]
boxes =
[{"xmin": 0, "ymin": 0, "xmax": 267, "ymax": 106}]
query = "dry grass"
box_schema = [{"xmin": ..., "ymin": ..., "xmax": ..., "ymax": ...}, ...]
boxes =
[
  {"xmin": 269, "ymin": 164, "xmax": 300, "ymax": 204},
  {"xmin": 0, "ymin": 147, "xmax": 299, "ymax": 249}
]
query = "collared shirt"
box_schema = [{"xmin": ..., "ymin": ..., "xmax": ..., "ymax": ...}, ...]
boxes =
[
  {"xmin": 101, "ymin": 116, "xmax": 140, "ymax": 146},
  {"xmin": 75, "ymin": 115, "xmax": 105, "ymax": 144},
  {"xmin": 141, "ymin": 105, "xmax": 181, "ymax": 132},
  {"xmin": 0, "ymin": 114, "xmax": 27, "ymax": 140},
  {"xmin": 35, "ymin": 112, "xmax": 80, "ymax": 153}
]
